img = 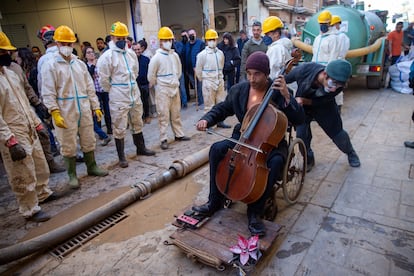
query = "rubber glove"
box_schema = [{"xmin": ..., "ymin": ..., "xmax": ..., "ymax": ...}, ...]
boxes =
[
  {"xmin": 94, "ymin": 109, "xmax": 103, "ymax": 122},
  {"xmin": 6, "ymin": 136, "xmax": 26, "ymax": 161},
  {"xmin": 35, "ymin": 124, "xmax": 49, "ymax": 140},
  {"xmin": 51, "ymin": 110, "xmax": 68, "ymax": 129}
]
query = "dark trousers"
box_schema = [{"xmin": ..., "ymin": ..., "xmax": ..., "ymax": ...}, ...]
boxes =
[
  {"xmin": 296, "ymin": 100, "xmax": 352, "ymax": 156},
  {"xmin": 97, "ymin": 92, "xmax": 112, "ymax": 134},
  {"xmin": 187, "ymin": 70, "xmax": 203, "ymax": 105},
  {"xmin": 236, "ymin": 64, "xmax": 241, "ymax": 83},
  {"xmin": 224, "ymin": 70, "xmax": 235, "ymax": 92},
  {"xmin": 93, "ymin": 115, "xmax": 108, "ymax": 139},
  {"xmin": 138, "ymin": 84, "xmax": 150, "ymax": 119},
  {"xmin": 208, "ymin": 139, "xmax": 284, "ymax": 215}
]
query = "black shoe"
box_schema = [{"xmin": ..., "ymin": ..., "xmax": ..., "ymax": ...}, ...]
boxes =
[
  {"xmin": 76, "ymin": 155, "xmax": 84, "ymax": 163},
  {"xmin": 348, "ymin": 150, "xmax": 361, "ymax": 167},
  {"xmin": 192, "ymin": 201, "xmax": 222, "ymax": 216},
  {"xmin": 40, "ymin": 193, "xmax": 61, "ymax": 204},
  {"xmin": 26, "ymin": 210, "xmax": 51, "ymax": 222},
  {"xmin": 248, "ymin": 211, "xmax": 266, "ymax": 237},
  {"xmin": 306, "ymin": 156, "xmax": 315, "ymax": 173},
  {"xmin": 217, "ymin": 122, "xmax": 231, "ymax": 128},
  {"xmin": 161, "ymin": 140, "xmax": 169, "ymax": 150},
  {"xmin": 404, "ymin": 141, "xmax": 414, "ymax": 148},
  {"xmin": 175, "ymin": 136, "xmax": 191, "ymax": 141}
]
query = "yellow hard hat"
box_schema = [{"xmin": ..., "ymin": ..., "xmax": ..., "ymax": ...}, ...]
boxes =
[
  {"xmin": 204, "ymin": 29, "xmax": 218, "ymax": 40},
  {"xmin": 262, "ymin": 16, "xmax": 284, "ymax": 34},
  {"xmin": 53, "ymin": 25, "xmax": 76, "ymax": 43},
  {"xmin": 0, "ymin": 32, "xmax": 16, "ymax": 51},
  {"xmin": 318, "ymin": 10, "xmax": 332, "ymax": 24},
  {"xmin": 158, "ymin": 27, "xmax": 174, "ymax": 40},
  {"xmin": 330, "ymin": 15, "xmax": 342, "ymax": 26},
  {"xmin": 110, "ymin": 21, "xmax": 129, "ymax": 37}
]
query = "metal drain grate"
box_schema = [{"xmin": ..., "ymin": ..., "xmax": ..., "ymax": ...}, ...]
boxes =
[
  {"xmin": 410, "ymin": 164, "xmax": 414, "ymax": 179},
  {"xmin": 49, "ymin": 210, "xmax": 128, "ymax": 259}
]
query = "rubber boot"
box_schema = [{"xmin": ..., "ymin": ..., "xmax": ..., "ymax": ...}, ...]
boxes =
[
  {"xmin": 133, "ymin": 133, "xmax": 155, "ymax": 156},
  {"xmin": 63, "ymin": 156, "xmax": 79, "ymax": 189},
  {"xmin": 83, "ymin": 151, "xmax": 108, "ymax": 176},
  {"xmin": 115, "ymin": 138, "xmax": 128, "ymax": 168}
]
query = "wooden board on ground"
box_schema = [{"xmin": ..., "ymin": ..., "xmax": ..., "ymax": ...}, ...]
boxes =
[{"xmin": 169, "ymin": 207, "xmax": 282, "ymax": 271}]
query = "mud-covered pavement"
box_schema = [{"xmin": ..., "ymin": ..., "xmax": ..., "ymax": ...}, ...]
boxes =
[{"xmin": 1, "ymin": 78, "xmax": 414, "ymax": 275}]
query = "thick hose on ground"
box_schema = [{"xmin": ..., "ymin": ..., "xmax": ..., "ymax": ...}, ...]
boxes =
[
  {"xmin": 0, "ymin": 146, "xmax": 210, "ymax": 265},
  {"xmin": 292, "ymin": 36, "xmax": 385, "ymax": 58}
]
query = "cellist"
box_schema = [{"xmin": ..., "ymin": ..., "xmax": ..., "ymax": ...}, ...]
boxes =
[{"xmin": 193, "ymin": 52, "xmax": 305, "ymax": 236}]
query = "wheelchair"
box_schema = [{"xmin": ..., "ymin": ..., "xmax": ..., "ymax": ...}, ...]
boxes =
[{"xmin": 262, "ymin": 125, "xmax": 307, "ymax": 221}]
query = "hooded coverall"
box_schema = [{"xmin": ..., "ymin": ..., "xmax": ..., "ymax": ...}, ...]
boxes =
[
  {"xmin": 147, "ymin": 48, "xmax": 185, "ymax": 143},
  {"xmin": 0, "ymin": 67, "xmax": 51, "ymax": 217},
  {"xmin": 195, "ymin": 46, "xmax": 225, "ymax": 112},
  {"xmin": 41, "ymin": 52, "xmax": 100, "ymax": 157},
  {"xmin": 97, "ymin": 41, "xmax": 144, "ymax": 139},
  {"xmin": 311, "ymin": 29, "xmax": 344, "ymax": 106},
  {"xmin": 266, "ymin": 37, "xmax": 293, "ymax": 79}
]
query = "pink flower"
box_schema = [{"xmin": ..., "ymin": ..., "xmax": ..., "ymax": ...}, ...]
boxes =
[{"xmin": 229, "ymin": 234, "xmax": 259, "ymax": 266}]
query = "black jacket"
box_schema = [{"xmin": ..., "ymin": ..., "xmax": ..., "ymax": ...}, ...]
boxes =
[
  {"xmin": 217, "ymin": 42, "xmax": 241, "ymax": 73},
  {"xmin": 285, "ymin": 62, "xmax": 343, "ymax": 107}
]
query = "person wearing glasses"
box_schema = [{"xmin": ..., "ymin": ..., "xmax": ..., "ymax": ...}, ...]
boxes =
[{"xmin": 285, "ymin": 59, "xmax": 360, "ymax": 172}]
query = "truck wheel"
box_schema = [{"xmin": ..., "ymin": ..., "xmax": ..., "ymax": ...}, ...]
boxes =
[{"xmin": 366, "ymin": 76, "xmax": 381, "ymax": 89}]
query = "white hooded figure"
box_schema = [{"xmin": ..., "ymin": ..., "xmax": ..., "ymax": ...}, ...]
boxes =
[
  {"xmin": 267, "ymin": 37, "xmax": 293, "ymax": 79},
  {"xmin": 97, "ymin": 21, "xmax": 155, "ymax": 168},
  {"xmin": 147, "ymin": 26, "xmax": 190, "ymax": 150}
]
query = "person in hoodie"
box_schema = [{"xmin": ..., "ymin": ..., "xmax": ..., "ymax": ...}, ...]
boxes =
[
  {"xmin": 196, "ymin": 29, "xmax": 231, "ymax": 129},
  {"xmin": 97, "ymin": 21, "xmax": 155, "ymax": 168},
  {"xmin": 217, "ymin": 32, "xmax": 241, "ymax": 92},
  {"xmin": 285, "ymin": 60, "xmax": 361, "ymax": 172},
  {"xmin": 147, "ymin": 26, "xmax": 191, "ymax": 150},
  {"xmin": 262, "ymin": 16, "xmax": 293, "ymax": 79}
]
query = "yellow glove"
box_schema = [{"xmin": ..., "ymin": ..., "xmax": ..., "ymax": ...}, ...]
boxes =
[
  {"xmin": 51, "ymin": 110, "xmax": 68, "ymax": 129},
  {"xmin": 94, "ymin": 109, "xmax": 103, "ymax": 122}
]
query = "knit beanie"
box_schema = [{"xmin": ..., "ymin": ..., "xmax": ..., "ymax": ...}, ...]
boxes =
[
  {"xmin": 246, "ymin": 51, "xmax": 270, "ymax": 75},
  {"xmin": 325, "ymin": 59, "xmax": 352, "ymax": 83}
]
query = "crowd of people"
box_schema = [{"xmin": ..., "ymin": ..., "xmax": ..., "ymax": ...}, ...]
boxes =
[{"xmin": 1, "ymin": 13, "xmax": 360, "ymax": 232}]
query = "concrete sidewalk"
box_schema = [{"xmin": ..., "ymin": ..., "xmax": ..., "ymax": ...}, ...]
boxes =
[{"xmin": 1, "ymin": 78, "xmax": 414, "ymax": 275}]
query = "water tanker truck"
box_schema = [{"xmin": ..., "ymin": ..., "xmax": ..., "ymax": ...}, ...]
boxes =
[{"xmin": 293, "ymin": 4, "xmax": 388, "ymax": 89}]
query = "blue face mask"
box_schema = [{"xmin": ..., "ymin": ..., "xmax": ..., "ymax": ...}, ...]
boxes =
[
  {"xmin": 320, "ymin": 24, "xmax": 329, "ymax": 33},
  {"xmin": 115, "ymin": 40, "xmax": 126, "ymax": 49}
]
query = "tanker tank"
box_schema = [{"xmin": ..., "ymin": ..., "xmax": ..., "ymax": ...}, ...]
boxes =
[{"xmin": 293, "ymin": 4, "xmax": 388, "ymax": 89}]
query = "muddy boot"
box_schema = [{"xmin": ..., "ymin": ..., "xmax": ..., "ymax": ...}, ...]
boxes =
[
  {"xmin": 48, "ymin": 159, "xmax": 66, "ymax": 173},
  {"xmin": 115, "ymin": 138, "xmax": 128, "ymax": 168},
  {"xmin": 63, "ymin": 156, "xmax": 79, "ymax": 189},
  {"xmin": 83, "ymin": 151, "xmax": 108, "ymax": 176},
  {"xmin": 133, "ymin": 133, "xmax": 155, "ymax": 156}
]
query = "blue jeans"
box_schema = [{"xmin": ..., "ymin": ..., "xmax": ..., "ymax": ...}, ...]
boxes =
[
  {"xmin": 93, "ymin": 115, "xmax": 108, "ymax": 139},
  {"xmin": 96, "ymin": 92, "xmax": 112, "ymax": 134},
  {"xmin": 179, "ymin": 74, "xmax": 187, "ymax": 106},
  {"xmin": 187, "ymin": 70, "xmax": 203, "ymax": 106}
]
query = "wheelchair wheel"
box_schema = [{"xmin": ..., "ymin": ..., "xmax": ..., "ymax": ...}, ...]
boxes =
[{"xmin": 282, "ymin": 138, "xmax": 306, "ymax": 204}]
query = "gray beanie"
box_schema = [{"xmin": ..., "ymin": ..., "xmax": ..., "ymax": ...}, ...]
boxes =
[{"xmin": 325, "ymin": 59, "xmax": 352, "ymax": 83}]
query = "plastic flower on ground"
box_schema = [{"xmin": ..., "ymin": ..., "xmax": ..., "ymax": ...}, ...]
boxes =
[{"xmin": 229, "ymin": 234, "xmax": 259, "ymax": 266}]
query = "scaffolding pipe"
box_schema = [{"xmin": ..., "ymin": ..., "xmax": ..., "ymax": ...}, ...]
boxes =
[{"xmin": 0, "ymin": 146, "xmax": 210, "ymax": 265}]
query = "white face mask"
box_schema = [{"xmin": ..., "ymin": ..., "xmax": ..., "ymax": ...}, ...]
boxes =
[
  {"xmin": 162, "ymin": 41, "xmax": 172, "ymax": 50},
  {"xmin": 207, "ymin": 41, "xmax": 216, "ymax": 48},
  {"xmin": 59, "ymin": 46, "xmax": 73, "ymax": 57}
]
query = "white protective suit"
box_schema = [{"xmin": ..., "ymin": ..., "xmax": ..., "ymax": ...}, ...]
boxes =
[
  {"xmin": 195, "ymin": 46, "xmax": 225, "ymax": 112},
  {"xmin": 147, "ymin": 47, "xmax": 185, "ymax": 142},
  {"xmin": 312, "ymin": 29, "xmax": 344, "ymax": 106},
  {"xmin": 42, "ymin": 52, "xmax": 100, "ymax": 157},
  {"xmin": 37, "ymin": 45, "xmax": 58, "ymax": 96},
  {"xmin": 0, "ymin": 67, "xmax": 51, "ymax": 217},
  {"xmin": 266, "ymin": 37, "xmax": 293, "ymax": 79},
  {"xmin": 335, "ymin": 31, "xmax": 350, "ymax": 60},
  {"xmin": 97, "ymin": 41, "xmax": 144, "ymax": 139}
]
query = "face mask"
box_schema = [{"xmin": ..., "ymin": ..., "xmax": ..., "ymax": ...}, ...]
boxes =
[
  {"xmin": 207, "ymin": 41, "xmax": 216, "ymax": 48},
  {"xmin": 320, "ymin": 24, "xmax": 329, "ymax": 33},
  {"xmin": 59, "ymin": 46, "xmax": 73, "ymax": 57},
  {"xmin": 189, "ymin": 35, "xmax": 195, "ymax": 41},
  {"xmin": 0, "ymin": 54, "xmax": 12, "ymax": 66},
  {"xmin": 181, "ymin": 36, "xmax": 188, "ymax": 43},
  {"xmin": 115, "ymin": 40, "xmax": 126, "ymax": 49},
  {"xmin": 162, "ymin": 41, "xmax": 172, "ymax": 50},
  {"xmin": 33, "ymin": 52, "xmax": 40, "ymax": 57}
]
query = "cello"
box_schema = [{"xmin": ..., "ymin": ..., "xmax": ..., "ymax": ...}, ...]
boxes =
[{"xmin": 215, "ymin": 50, "xmax": 301, "ymax": 204}]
